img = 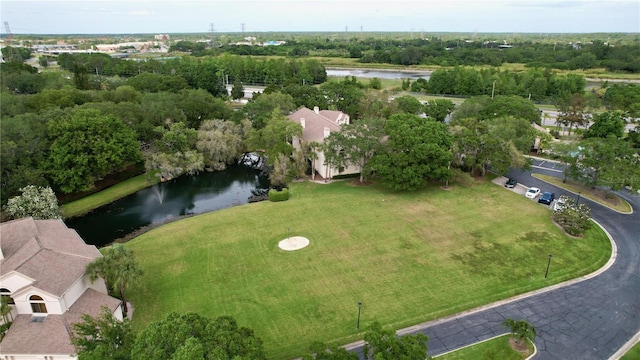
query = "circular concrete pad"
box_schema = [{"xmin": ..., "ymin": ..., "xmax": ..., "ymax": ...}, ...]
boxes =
[{"xmin": 278, "ymin": 236, "xmax": 310, "ymax": 251}]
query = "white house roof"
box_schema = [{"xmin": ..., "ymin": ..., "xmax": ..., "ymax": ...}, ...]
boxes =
[{"xmin": 0, "ymin": 217, "xmax": 101, "ymax": 296}]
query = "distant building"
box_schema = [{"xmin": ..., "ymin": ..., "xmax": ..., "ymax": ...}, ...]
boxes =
[
  {"xmin": 154, "ymin": 34, "xmax": 170, "ymax": 41},
  {"xmin": 263, "ymin": 40, "xmax": 286, "ymax": 46},
  {"xmin": 0, "ymin": 217, "xmax": 124, "ymax": 360}
]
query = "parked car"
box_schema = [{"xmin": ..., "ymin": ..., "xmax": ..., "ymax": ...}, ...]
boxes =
[
  {"xmin": 538, "ymin": 192, "xmax": 555, "ymax": 205},
  {"xmin": 553, "ymin": 195, "xmax": 569, "ymax": 211},
  {"xmin": 525, "ymin": 187, "xmax": 541, "ymax": 199},
  {"xmin": 505, "ymin": 177, "xmax": 517, "ymax": 188}
]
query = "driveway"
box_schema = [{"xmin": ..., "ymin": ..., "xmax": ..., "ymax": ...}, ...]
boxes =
[{"xmin": 347, "ymin": 169, "xmax": 640, "ymax": 359}]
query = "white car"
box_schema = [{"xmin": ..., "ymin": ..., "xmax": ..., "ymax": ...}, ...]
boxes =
[{"xmin": 525, "ymin": 187, "xmax": 541, "ymax": 199}]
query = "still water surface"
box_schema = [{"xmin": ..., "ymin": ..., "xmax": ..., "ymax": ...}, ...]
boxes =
[
  {"xmin": 326, "ymin": 68, "xmax": 431, "ymax": 80},
  {"xmin": 66, "ymin": 164, "xmax": 269, "ymax": 247}
]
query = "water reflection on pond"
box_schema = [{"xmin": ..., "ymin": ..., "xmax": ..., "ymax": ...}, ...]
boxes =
[
  {"xmin": 66, "ymin": 163, "xmax": 269, "ymax": 247},
  {"xmin": 326, "ymin": 68, "xmax": 431, "ymax": 80}
]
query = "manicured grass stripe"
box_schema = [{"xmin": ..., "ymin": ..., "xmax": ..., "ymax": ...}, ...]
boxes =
[{"xmin": 125, "ymin": 180, "xmax": 610, "ymax": 359}]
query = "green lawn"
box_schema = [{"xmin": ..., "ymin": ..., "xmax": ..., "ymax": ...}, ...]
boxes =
[
  {"xmin": 435, "ymin": 334, "xmax": 533, "ymax": 360},
  {"xmin": 125, "ymin": 180, "xmax": 611, "ymax": 359},
  {"xmin": 622, "ymin": 341, "xmax": 640, "ymax": 360},
  {"xmin": 61, "ymin": 172, "xmax": 159, "ymax": 218}
]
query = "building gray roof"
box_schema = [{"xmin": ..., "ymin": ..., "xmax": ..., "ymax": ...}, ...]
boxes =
[{"xmin": 0, "ymin": 217, "xmax": 101, "ymax": 296}]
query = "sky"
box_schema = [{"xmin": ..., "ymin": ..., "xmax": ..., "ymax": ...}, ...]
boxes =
[{"xmin": 1, "ymin": 0, "xmax": 639, "ymax": 35}]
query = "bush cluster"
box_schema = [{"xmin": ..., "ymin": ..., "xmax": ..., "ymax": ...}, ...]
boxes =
[{"xmin": 268, "ymin": 188, "xmax": 290, "ymax": 202}]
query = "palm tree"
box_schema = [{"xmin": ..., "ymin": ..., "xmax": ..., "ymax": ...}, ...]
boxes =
[
  {"xmin": 502, "ymin": 318, "xmax": 536, "ymax": 345},
  {"xmin": 86, "ymin": 245, "xmax": 143, "ymax": 317}
]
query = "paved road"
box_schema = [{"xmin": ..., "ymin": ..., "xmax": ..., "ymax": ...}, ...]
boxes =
[{"xmin": 347, "ymin": 169, "xmax": 640, "ymax": 359}]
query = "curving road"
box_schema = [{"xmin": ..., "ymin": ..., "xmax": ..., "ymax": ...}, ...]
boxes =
[{"xmin": 347, "ymin": 168, "xmax": 640, "ymax": 359}]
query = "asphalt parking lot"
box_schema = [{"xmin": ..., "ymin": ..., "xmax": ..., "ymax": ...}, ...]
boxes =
[{"xmin": 495, "ymin": 176, "xmax": 529, "ymax": 196}]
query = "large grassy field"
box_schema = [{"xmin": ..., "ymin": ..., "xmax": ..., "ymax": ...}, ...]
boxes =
[{"xmin": 125, "ymin": 179, "xmax": 611, "ymax": 359}]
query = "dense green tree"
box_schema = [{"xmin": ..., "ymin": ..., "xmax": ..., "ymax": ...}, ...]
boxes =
[
  {"xmin": 174, "ymin": 89, "xmax": 233, "ymax": 129},
  {"xmin": 323, "ymin": 118, "xmax": 386, "ymax": 183},
  {"xmin": 502, "ymin": 318, "xmax": 536, "ymax": 345},
  {"xmin": 602, "ymin": 84, "xmax": 640, "ymax": 117},
  {"xmin": 320, "ymin": 81, "xmax": 365, "ymax": 119},
  {"xmin": 0, "ymin": 70, "xmax": 46, "ymax": 94},
  {"xmin": 131, "ymin": 313, "xmax": 266, "ymax": 360},
  {"xmin": 26, "ymin": 87, "xmax": 94, "ymax": 111},
  {"xmin": 71, "ymin": 306, "xmax": 135, "ymax": 360},
  {"xmin": 145, "ymin": 122, "xmax": 204, "ymax": 181},
  {"xmin": 393, "ymin": 95, "xmax": 423, "ymax": 115},
  {"xmin": 175, "ymin": 59, "xmax": 227, "ymax": 97},
  {"xmin": 450, "ymin": 117, "xmax": 528, "ymax": 177},
  {"xmin": 362, "ymin": 322, "xmax": 429, "ymax": 360},
  {"xmin": 72, "ymin": 63, "xmax": 92, "ymax": 90},
  {"xmin": 196, "ymin": 119, "xmax": 250, "ymax": 171},
  {"xmin": 370, "ymin": 114, "xmax": 452, "ymax": 190},
  {"xmin": 578, "ymin": 136, "xmax": 640, "ymax": 191},
  {"xmin": 556, "ymin": 93, "xmax": 592, "ymax": 135},
  {"xmin": 48, "ymin": 108, "xmax": 141, "ymax": 193},
  {"xmin": 452, "ymin": 95, "xmax": 540, "ymax": 125},
  {"xmin": 268, "ymin": 153, "xmax": 292, "ymax": 189},
  {"xmin": 243, "ymin": 92, "xmax": 297, "ymax": 129},
  {"xmin": 245, "ymin": 109, "xmax": 302, "ymax": 164},
  {"xmin": 127, "ymin": 72, "xmax": 189, "ymax": 93},
  {"xmin": 423, "ymin": 99, "xmax": 455, "ymax": 122},
  {"xmin": 358, "ymin": 90, "xmax": 399, "ymax": 119},
  {"xmin": 584, "ymin": 111, "xmax": 626, "ymax": 139},
  {"xmin": 231, "ymin": 78, "xmax": 245, "ymax": 100},
  {"xmin": 0, "ymin": 111, "xmax": 53, "ymax": 205},
  {"xmin": 368, "ymin": 77, "xmax": 382, "ymax": 90},
  {"xmin": 4, "ymin": 185, "xmax": 60, "ymax": 220},
  {"xmin": 0, "ymin": 47, "xmax": 32, "ymax": 62},
  {"xmin": 282, "ymin": 84, "xmax": 329, "ymax": 109},
  {"xmin": 86, "ymin": 244, "xmax": 143, "ymax": 317},
  {"xmin": 569, "ymin": 52, "xmax": 599, "ymax": 70}
]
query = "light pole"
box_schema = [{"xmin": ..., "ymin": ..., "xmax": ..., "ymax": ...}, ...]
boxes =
[
  {"xmin": 357, "ymin": 301, "xmax": 362, "ymax": 329},
  {"xmin": 545, "ymin": 254, "xmax": 553, "ymax": 279},
  {"xmin": 491, "ymin": 80, "xmax": 496, "ymax": 99}
]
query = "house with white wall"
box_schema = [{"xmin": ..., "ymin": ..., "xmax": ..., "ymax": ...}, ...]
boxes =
[
  {"xmin": 0, "ymin": 217, "xmax": 123, "ymax": 360},
  {"xmin": 288, "ymin": 106, "xmax": 360, "ymax": 180}
]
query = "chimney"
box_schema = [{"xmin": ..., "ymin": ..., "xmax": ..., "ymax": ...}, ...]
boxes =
[
  {"xmin": 314, "ymin": 106, "xmax": 319, "ymax": 114},
  {"xmin": 323, "ymin": 127, "xmax": 330, "ymax": 138},
  {"xmin": 300, "ymin": 117, "xmax": 305, "ymax": 128}
]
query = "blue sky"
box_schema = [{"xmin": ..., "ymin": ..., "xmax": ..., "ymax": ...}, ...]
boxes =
[{"xmin": 2, "ymin": 0, "xmax": 639, "ymax": 34}]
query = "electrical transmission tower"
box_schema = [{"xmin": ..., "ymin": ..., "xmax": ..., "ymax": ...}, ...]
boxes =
[{"xmin": 4, "ymin": 22, "xmax": 13, "ymax": 45}]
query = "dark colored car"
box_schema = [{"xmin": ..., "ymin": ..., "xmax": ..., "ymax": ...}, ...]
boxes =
[
  {"xmin": 538, "ymin": 192, "xmax": 555, "ymax": 205},
  {"xmin": 505, "ymin": 177, "xmax": 517, "ymax": 188}
]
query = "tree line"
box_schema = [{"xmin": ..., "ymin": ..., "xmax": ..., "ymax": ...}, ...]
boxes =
[
  {"xmin": 2, "ymin": 54, "xmax": 639, "ymax": 208},
  {"xmin": 163, "ymin": 36, "xmax": 640, "ymax": 73}
]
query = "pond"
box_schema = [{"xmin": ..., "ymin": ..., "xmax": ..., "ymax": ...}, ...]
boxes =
[
  {"xmin": 66, "ymin": 160, "xmax": 269, "ymax": 247},
  {"xmin": 326, "ymin": 68, "xmax": 431, "ymax": 80}
]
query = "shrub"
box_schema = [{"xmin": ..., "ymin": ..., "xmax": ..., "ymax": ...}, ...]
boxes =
[{"xmin": 268, "ymin": 188, "xmax": 290, "ymax": 202}]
